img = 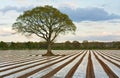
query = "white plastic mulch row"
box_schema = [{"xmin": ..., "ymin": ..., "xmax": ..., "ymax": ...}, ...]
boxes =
[
  {"xmin": 27, "ymin": 51, "xmax": 83, "ymax": 78},
  {"xmin": 0, "ymin": 56, "xmax": 52, "ymax": 71},
  {"xmin": 0, "ymin": 56, "xmax": 36, "ymax": 66},
  {"xmin": 0, "ymin": 50, "xmax": 120, "ymax": 78},
  {"xmin": 91, "ymin": 51, "xmax": 108, "ymax": 78},
  {"xmin": 100, "ymin": 50, "xmax": 120, "ymax": 60},
  {"xmin": 0, "ymin": 53, "xmax": 34, "ymax": 61},
  {"xmin": 3, "ymin": 52, "xmax": 80, "ymax": 78},
  {"xmin": 94, "ymin": 52, "xmax": 120, "ymax": 77},
  {"xmin": 0, "ymin": 56, "xmax": 61, "ymax": 77},
  {"xmin": 72, "ymin": 51, "xmax": 89, "ymax": 78},
  {"xmin": 52, "ymin": 51, "xmax": 86, "ymax": 78},
  {"xmin": 103, "ymin": 50, "xmax": 120, "ymax": 56},
  {"xmin": 0, "ymin": 50, "xmax": 45, "ymax": 64},
  {"xmin": 97, "ymin": 51, "xmax": 120, "ymax": 65}
]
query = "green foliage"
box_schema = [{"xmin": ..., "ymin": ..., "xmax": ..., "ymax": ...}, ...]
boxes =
[
  {"xmin": 0, "ymin": 41, "xmax": 120, "ymax": 50},
  {"xmin": 12, "ymin": 5, "xmax": 76, "ymax": 55},
  {"xmin": 12, "ymin": 5, "xmax": 76, "ymax": 42},
  {"xmin": 0, "ymin": 41, "xmax": 8, "ymax": 50}
]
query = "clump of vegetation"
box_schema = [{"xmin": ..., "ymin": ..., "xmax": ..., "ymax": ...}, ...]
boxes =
[
  {"xmin": 12, "ymin": 5, "xmax": 76, "ymax": 56},
  {"xmin": 0, "ymin": 41, "xmax": 120, "ymax": 50}
]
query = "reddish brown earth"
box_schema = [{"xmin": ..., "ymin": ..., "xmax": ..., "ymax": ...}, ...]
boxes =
[{"xmin": 86, "ymin": 51, "xmax": 95, "ymax": 78}]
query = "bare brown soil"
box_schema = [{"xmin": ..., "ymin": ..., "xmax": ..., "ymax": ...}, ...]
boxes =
[
  {"xmin": 86, "ymin": 51, "xmax": 95, "ymax": 78},
  {"xmin": 93, "ymin": 52, "xmax": 119, "ymax": 78}
]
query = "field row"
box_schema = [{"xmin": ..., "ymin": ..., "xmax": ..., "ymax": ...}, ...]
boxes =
[{"xmin": 0, "ymin": 50, "xmax": 120, "ymax": 78}]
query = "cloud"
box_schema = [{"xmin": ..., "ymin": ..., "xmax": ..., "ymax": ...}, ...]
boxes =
[
  {"xmin": 59, "ymin": 7, "xmax": 120, "ymax": 22},
  {"xmin": 0, "ymin": 6, "xmax": 33, "ymax": 13},
  {"xmin": 0, "ymin": 11, "xmax": 20, "ymax": 25},
  {"xmin": 0, "ymin": 27, "xmax": 40, "ymax": 42},
  {"xmin": 0, "ymin": 28, "xmax": 13, "ymax": 37},
  {"xmin": 57, "ymin": 2, "xmax": 79, "ymax": 9},
  {"xmin": 0, "ymin": 33, "xmax": 12, "ymax": 37},
  {"xmin": 2, "ymin": 6, "xmax": 120, "ymax": 22},
  {"xmin": 79, "ymin": 35, "xmax": 120, "ymax": 41},
  {"xmin": 0, "ymin": 23, "xmax": 8, "ymax": 26},
  {"xmin": 56, "ymin": 20, "xmax": 120, "ymax": 42},
  {"xmin": 58, "ymin": 34, "xmax": 120, "ymax": 42}
]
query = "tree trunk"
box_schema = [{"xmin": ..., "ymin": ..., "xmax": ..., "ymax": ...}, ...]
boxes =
[{"xmin": 43, "ymin": 42, "xmax": 54, "ymax": 56}]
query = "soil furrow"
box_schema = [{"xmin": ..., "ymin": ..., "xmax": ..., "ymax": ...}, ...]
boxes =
[
  {"xmin": 86, "ymin": 51, "xmax": 95, "ymax": 78},
  {"xmin": 65, "ymin": 51, "xmax": 87, "ymax": 78},
  {"xmin": 103, "ymin": 51, "xmax": 120, "ymax": 59},
  {"xmin": 0, "ymin": 57, "xmax": 41, "ymax": 68},
  {"xmin": 0, "ymin": 57, "xmax": 32, "ymax": 64},
  {"xmin": 0, "ymin": 55, "xmax": 63, "ymax": 77},
  {"xmin": 93, "ymin": 52, "xmax": 119, "ymax": 78},
  {"xmin": 97, "ymin": 52, "xmax": 120, "ymax": 68},
  {"xmin": 0, "ymin": 56, "xmax": 36, "ymax": 63},
  {"xmin": 1, "ymin": 54, "xmax": 80, "ymax": 78},
  {"xmin": 99, "ymin": 51, "xmax": 120, "ymax": 62},
  {"xmin": 0, "ymin": 56, "xmax": 58, "ymax": 72},
  {"xmin": 41, "ymin": 52, "xmax": 84, "ymax": 78}
]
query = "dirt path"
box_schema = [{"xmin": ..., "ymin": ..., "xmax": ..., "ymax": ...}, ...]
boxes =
[
  {"xmin": 86, "ymin": 51, "xmax": 95, "ymax": 78},
  {"xmin": 65, "ymin": 51, "xmax": 87, "ymax": 78},
  {"xmin": 93, "ymin": 52, "xmax": 119, "ymax": 78}
]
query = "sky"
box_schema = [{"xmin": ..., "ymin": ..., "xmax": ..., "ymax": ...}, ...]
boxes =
[{"xmin": 0, "ymin": 0, "xmax": 120, "ymax": 42}]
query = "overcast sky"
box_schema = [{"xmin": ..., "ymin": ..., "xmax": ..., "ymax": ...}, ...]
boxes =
[{"xmin": 0, "ymin": 0, "xmax": 120, "ymax": 42}]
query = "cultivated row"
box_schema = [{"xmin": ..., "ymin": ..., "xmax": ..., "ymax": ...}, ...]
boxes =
[{"xmin": 0, "ymin": 50, "xmax": 120, "ymax": 78}]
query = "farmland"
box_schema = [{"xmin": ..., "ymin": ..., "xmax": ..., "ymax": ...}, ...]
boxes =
[{"xmin": 0, "ymin": 50, "xmax": 120, "ymax": 78}]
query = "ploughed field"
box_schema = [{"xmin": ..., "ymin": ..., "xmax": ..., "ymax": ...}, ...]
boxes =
[{"xmin": 0, "ymin": 50, "xmax": 120, "ymax": 78}]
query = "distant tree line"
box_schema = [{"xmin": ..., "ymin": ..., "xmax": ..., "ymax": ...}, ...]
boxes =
[{"xmin": 0, "ymin": 40, "xmax": 120, "ymax": 50}]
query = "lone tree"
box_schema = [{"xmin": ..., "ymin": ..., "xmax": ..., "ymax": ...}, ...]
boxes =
[{"xmin": 12, "ymin": 5, "xmax": 76, "ymax": 56}]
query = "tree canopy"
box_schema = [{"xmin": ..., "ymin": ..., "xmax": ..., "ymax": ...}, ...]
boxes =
[{"xmin": 12, "ymin": 5, "xmax": 76, "ymax": 55}]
